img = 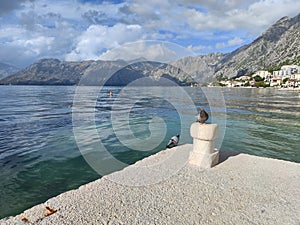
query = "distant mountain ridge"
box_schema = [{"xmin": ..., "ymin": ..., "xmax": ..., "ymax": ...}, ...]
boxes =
[
  {"xmin": 1, "ymin": 13, "xmax": 299, "ymax": 85},
  {"xmin": 0, "ymin": 63, "xmax": 19, "ymax": 80},
  {"xmin": 0, "ymin": 59, "xmax": 193, "ymax": 86},
  {"xmin": 0, "ymin": 58, "xmax": 94, "ymax": 85}
]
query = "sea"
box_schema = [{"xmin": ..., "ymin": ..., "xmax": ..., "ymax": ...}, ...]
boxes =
[{"xmin": 0, "ymin": 85, "xmax": 299, "ymax": 219}]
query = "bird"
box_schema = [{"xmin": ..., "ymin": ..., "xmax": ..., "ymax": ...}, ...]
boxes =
[
  {"xmin": 166, "ymin": 134, "xmax": 180, "ymax": 148},
  {"xmin": 196, "ymin": 108, "xmax": 209, "ymax": 124}
]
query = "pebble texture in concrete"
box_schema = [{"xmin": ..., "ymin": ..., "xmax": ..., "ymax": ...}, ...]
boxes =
[{"xmin": 1, "ymin": 144, "xmax": 299, "ymax": 225}]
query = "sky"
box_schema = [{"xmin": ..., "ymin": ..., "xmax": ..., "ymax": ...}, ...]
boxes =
[{"xmin": 0, "ymin": 0, "xmax": 299, "ymax": 68}]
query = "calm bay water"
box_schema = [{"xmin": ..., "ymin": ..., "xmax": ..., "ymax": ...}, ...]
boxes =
[{"xmin": 0, "ymin": 85, "xmax": 299, "ymax": 219}]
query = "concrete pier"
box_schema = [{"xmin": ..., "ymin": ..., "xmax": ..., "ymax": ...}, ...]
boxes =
[{"xmin": 1, "ymin": 144, "xmax": 299, "ymax": 225}]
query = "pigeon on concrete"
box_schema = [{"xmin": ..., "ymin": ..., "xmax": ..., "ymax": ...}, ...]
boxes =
[
  {"xmin": 197, "ymin": 108, "xmax": 209, "ymax": 124},
  {"xmin": 166, "ymin": 135, "xmax": 180, "ymax": 148}
]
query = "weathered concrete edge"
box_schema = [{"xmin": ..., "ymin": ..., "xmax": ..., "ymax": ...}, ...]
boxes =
[{"xmin": 0, "ymin": 144, "xmax": 299, "ymax": 224}]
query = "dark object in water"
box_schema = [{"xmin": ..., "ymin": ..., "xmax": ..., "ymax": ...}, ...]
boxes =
[
  {"xmin": 197, "ymin": 108, "xmax": 209, "ymax": 124},
  {"xmin": 166, "ymin": 134, "xmax": 180, "ymax": 148}
]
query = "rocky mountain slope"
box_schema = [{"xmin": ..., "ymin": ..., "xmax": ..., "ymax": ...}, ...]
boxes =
[
  {"xmin": 0, "ymin": 63, "xmax": 19, "ymax": 80},
  {"xmin": 0, "ymin": 59, "xmax": 193, "ymax": 86},
  {"xmin": 174, "ymin": 13, "xmax": 300, "ymax": 81},
  {"xmin": 171, "ymin": 53, "xmax": 225, "ymax": 82},
  {"xmin": 0, "ymin": 59, "xmax": 93, "ymax": 85},
  {"xmin": 0, "ymin": 13, "xmax": 299, "ymax": 85},
  {"xmin": 214, "ymin": 13, "xmax": 300, "ymax": 78}
]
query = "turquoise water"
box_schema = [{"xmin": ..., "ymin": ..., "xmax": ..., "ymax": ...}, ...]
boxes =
[{"xmin": 0, "ymin": 86, "xmax": 299, "ymax": 219}]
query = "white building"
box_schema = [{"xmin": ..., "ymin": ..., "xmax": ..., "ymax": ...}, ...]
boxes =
[
  {"xmin": 274, "ymin": 65, "xmax": 300, "ymax": 78},
  {"xmin": 270, "ymin": 78, "xmax": 282, "ymax": 87},
  {"xmin": 292, "ymin": 73, "xmax": 300, "ymax": 80},
  {"xmin": 236, "ymin": 75, "xmax": 251, "ymax": 81},
  {"xmin": 273, "ymin": 70, "xmax": 282, "ymax": 77},
  {"xmin": 253, "ymin": 70, "xmax": 271, "ymax": 79},
  {"xmin": 281, "ymin": 65, "xmax": 300, "ymax": 74}
]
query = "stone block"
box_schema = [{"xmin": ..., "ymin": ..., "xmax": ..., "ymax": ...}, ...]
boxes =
[
  {"xmin": 189, "ymin": 149, "xmax": 219, "ymax": 168},
  {"xmin": 190, "ymin": 123, "xmax": 218, "ymax": 141},
  {"xmin": 192, "ymin": 139, "xmax": 214, "ymax": 154},
  {"xmin": 189, "ymin": 123, "xmax": 219, "ymax": 168}
]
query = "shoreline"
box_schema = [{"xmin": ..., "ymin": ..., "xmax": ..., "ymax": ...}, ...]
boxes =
[
  {"xmin": 206, "ymin": 86, "xmax": 300, "ymax": 90},
  {"xmin": 1, "ymin": 144, "xmax": 299, "ymax": 224}
]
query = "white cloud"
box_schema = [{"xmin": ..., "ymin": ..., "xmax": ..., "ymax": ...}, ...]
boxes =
[
  {"xmin": 15, "ymin": 36, "xmax": 55, "ymax": 55},
  {"xmin": 19, "ymin": 0, "xmax": 84, "ymax": 21},
  {"xmin": 183, "ymin": 0, "xmax": 300, "ymax": 35},
  {"xmin": 0, "ymin": 0, "xmax": 300, "ymax": 67},
  {"xmin": 187, "ymin": 44, "xmax": 209, "ymax": 52},
  {"xmin": 228, "ymin": 37, "xmax": 244, "ymax": 46},
  {"xmin": 0, "ymin": 26, "xmax": 26, "ymax": 39},
  {"xmin": 215, "ymin": 42, "xmax": 226, "ymax": 49},
  {"xmin": 100, "ymin": 41, "xmax": 193, "ymax": 63},
  {"xmin": 0, "ymin": 36, "xmax": 56, "ymax": 67},
  {"xmin": 65, "ymin": 24, "xmax": 145, "ymax": 61},
  {"xmin": 216, "ymin": 36, "xmax": 244, "ymax": 49},
  {"xmin": 0, "ymin": 20, "xmax": 79, "ymax": 67},
  {"xmin": 174, "ymin": 0, "xmax": 255, "ymax": 11}
]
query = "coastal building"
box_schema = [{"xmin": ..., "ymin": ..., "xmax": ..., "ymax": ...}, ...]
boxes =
[
  {"xmin": 219, "ymin": 80, "xmax": 234, "ymax": 87},
  {"xmin": 235, "ymin": 75, "xmax": 251, "ymax": 81},
  {"xmin": 282, "ymin": 79, "xmax": 299, "ymax": 88},
  {"xmin": 270, "ymin": 77, "xmax": 281, "ymax": 87},
  {"xmin": 297, "ymin": 74, "xmax": 300, "ymax": 80},
  {"xmin": 273, "ymin": 70, "xmax": 282, "ymax": 77},
  {"xmin": 252, "ymin": 70, "xmax": 271, "ymax": 79},
  {"xmin": 233, "ymin": 81, "xmax": 244, "ymax": 87},
  {"xmin": 216, "ymin": 64, "xmax": 299, "ymax": 88},
  {"xmin": 264, "ymin": 74, "xmax": 274, "ymax": 83},
  {"xmin": 273, "ymin": 65, "xmax": 300, "ymax": 78},
  {"xmin": 249, "ymin": 80, "xmax": 255, "ymax": 86},
  {"xmin": 291, "ymin": 73, "xmax": 300, "ymax": 80},
  {"xmin": 281, "ymin": 65, "xmax": 300, "ymax": 75}
]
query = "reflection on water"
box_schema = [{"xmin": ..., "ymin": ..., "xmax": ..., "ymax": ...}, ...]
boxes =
[
  {"xmin": 220, "ymin": 87, "xmax": 299, "ymax": 162},
  {"xmin": 0, "ymin": 86, "xmax": 299, "ymax": 219}
]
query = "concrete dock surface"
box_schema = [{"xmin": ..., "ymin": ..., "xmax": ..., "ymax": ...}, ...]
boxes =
[{"xmin": 1, "ymin": 144, "xmax": 299, "ymax": 224}]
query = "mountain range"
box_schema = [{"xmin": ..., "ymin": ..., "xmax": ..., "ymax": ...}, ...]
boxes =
[
  {"xmin": 1, "ymin": 13, "xmax": 299, "ymax": 86},
  {"xmin": 0, "ymin": 63, "xmax": 19, "ymax": 80}
]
